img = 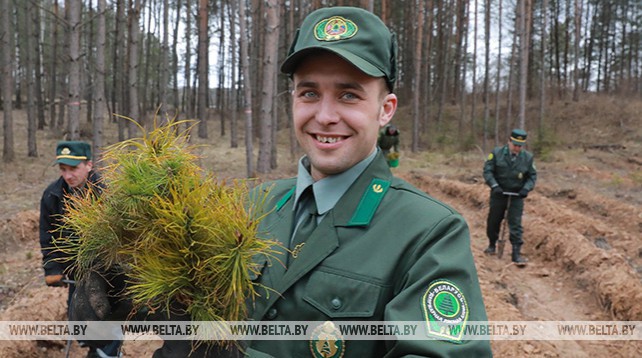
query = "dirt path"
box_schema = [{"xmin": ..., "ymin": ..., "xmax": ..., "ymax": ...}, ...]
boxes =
[{"xmin": 402, "ymin": 170, "xmax": 642, "ymax": 357}]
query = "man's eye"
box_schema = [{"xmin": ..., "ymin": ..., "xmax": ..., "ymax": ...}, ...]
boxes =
[
  {"xmin": 297, "ymin": 91, "xmax": 318, "ymax": 99},
  {"xmin": 341, "ymin": 92, "xmax": 358, "ymax": 100}
]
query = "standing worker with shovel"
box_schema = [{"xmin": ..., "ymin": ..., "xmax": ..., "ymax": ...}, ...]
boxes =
[{"xmin": 483, "ymin": 129, "xmax": 537, "ymax": 266}]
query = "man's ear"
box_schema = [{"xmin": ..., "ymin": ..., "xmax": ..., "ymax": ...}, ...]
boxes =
[{"xmin": 378, "ymin": 93, "xmax": 397, "ymax": 127}]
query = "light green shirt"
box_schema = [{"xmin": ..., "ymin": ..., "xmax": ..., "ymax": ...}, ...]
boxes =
[{"xmin": 292, "ymin": 149, "xmax": 378, "ymax": 234}]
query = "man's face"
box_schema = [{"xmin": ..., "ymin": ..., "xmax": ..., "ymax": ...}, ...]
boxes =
[
  {"xmin": 508, "ymin": 141, "xmax": 523, "ymax": 155},
  {"xmin": 292, "ymin": 52, "xmax": 397, "ymax": 180},
  {"xmin": 59, "ymin": 161, "xmax": 92, "ymax": 189}
]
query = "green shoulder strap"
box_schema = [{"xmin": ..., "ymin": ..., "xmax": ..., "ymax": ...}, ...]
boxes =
[{"xmin": 346, "ymin": 178, "xmax": 390, "ymax": 226}]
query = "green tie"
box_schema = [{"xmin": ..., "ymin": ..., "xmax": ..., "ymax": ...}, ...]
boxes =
[{"xmin": 288, "ymin": 188, "xmax": 318, "ymax": 266}]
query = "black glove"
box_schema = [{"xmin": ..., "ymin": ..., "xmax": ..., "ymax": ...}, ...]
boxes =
[
  {"xmin": 519, "ymin": 188, "xmax": 529, "ymax": 198},
  {"xmin": 151, "ymin": 301, "xmax": 244, "ymax": 358},
  {"xmin": 70, "ymin": 270, "xmax": 132, "ymax": 349},
  {"xmin": 491, "ymin": 185, "xmax": 504, "ymax": 196},
  {"xmin": 70, "ymin": 271, "xmax": 112, "ymax": 321}
]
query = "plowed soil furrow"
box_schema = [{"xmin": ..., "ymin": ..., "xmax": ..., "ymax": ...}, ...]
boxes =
[{"xmin": 402, "ymin": 170, "xmax": 642, "ymax": 357}]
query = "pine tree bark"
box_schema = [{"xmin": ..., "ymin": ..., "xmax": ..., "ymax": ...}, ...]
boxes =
[
  {"xmin": 94, "ymin": 0, "xmax": 108, "ymax": 163},
  {"xmin": 67, "ymin": 0, "xmax": 82, "ymax": 139},
  {"xmin": 239, "ymin": 0, "xmax": 254, "ymax": 177},
  {"xmin": 128, "ymin": 0, "xmax": 142, "ymax": 138},
  {"xmin": 1, "ymin": 0, "xmax": 15, "ymax": 162},
  {"xmin": 24, "ymin": 0, "xmax": 38, "ymax": 156},
  {"xmin": 256, "ymin": 0, "xmax": 279, "ymax": 173},
  {"xmin": 197, "ymin": 0, "xmax": 209, "ymax": 139}
]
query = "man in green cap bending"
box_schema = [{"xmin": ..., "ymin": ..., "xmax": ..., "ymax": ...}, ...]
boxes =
[
  {"xmin": 483, "ymin": 129, "xmax": 538, "ymax": 266},
  {"xmin": 72, "ymin": 7, "xmax": 491, "ymax": 357},
  {"xmin": 39, "ymin": 141, "xmax": 123, "ymax": 357}
]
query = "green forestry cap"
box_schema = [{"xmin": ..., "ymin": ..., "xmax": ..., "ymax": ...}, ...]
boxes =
[
  {"xmin": 510, "ymin": 129, "xmax": 528, "ymax": 146},
  {"xmin": 281, "ymin": 6, "xmax": 397, "ymax": 92},
  {"xmin": 55, "ymin": 141, "xmax": 92, "ymax": 166}
]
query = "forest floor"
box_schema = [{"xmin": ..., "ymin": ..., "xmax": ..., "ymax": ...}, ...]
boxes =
[{"xmin": 0, "ymin": 103, "xmax": 641, "ymax": 357}]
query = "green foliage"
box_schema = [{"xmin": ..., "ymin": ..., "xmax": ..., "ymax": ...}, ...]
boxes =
[
  {"xmin": 609, "ymin": 174, "xmax": 624, "ymax": 187},
  {"xmin": 55, "ymin": 118, "xmax": 279, "ymax": 335},
  {"xmin": 532, "ymin": 127, "xmax": 559, "ymax": 162},
  {"xmin": 630, "ymin": 170, "xmax": 642, "ymax": 185}
]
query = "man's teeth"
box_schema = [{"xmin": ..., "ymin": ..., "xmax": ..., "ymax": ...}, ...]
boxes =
[{"xmin": 317, "ymin": 136, "xmax": 340, "ymax": 144}]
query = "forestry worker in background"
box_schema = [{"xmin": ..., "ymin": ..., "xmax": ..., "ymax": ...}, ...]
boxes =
[{"xmin": 39, "ymin": 141, "xmax": 122, "ymax": 358}]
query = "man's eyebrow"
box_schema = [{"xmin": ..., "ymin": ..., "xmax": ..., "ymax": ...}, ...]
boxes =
[
  {"xmin": 295, "ymin": 80, "xmax": 366, "ymax": 92},
  {"xmin": 295, "ymin": 80, "xmax": 318, "ymax": 90},
  {"xmin": 336, "ymin": 81, "xmax": 365, "ymax": 92}
]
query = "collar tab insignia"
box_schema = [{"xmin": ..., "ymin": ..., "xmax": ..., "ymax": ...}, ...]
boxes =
[{"xmin": 346, "ymin": 178, "xmax": 390, "ymax": 227}]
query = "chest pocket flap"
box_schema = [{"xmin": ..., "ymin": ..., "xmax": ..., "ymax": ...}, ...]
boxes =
[{"xmin": 303, "ymin": 269, "xmax": 384, "ymax": 318}]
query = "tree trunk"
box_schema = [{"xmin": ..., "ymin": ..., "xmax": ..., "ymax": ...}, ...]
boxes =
[
  {"xmin": 482, "ymin": 0, "xmax": 491, "ymax": 153},
  {"xmin": 411, "ymin": 0, "xmax": 424, "ymax": 152},
  {"xmin": 159, "ymin": 0, "xmax": 170, "ymax": 116},
  {"xmin": 94, "ymin": 0, "xmax": 108, "ymax": 164},
  {"xmin": 197, "ymin": 0, "xmax": 209, "ymax": 139},
  {"xmin": 171, "ymin": 0, "xmax": 182, "ymax": 114},
  {"xmin": 217, "ymin": 4, "xmax": 226, "ymax": 136},
  {"xmin": 48, "ymin": 2, "xmax": 59, "ymax": 129},
  {"xmin": 33, "ymin": 4, "xmax": 45, "ymax": 130},
  {"xmin": 572, "ymin": 0, "xmax": 582, "ymax": 101},
  {"xmin": 539, "ymin": 0, "xmax": 548, "ymax": 143},
  {"xmin": 113, "ymin": 0, "xmax": 126, "ymax": 141},
  {"xmin": 1, "ymin": 0, "xmax": 14, "ymax": 162},
  {"xmin": 458, "ymin": 4, "xmax": 469, "ymax": 151},
  {"xmin": 518, "ymin": 0, "xmax": 531, "ymax": 130},
  {"xmin": 183, "ymin": 0, "xmax": 194, "ymax": 120},
  {"xmin": 85, "ymin": 2, "xmax": 94, "ymax": 126},
  {"xmin": 257, "ymin": 0, "xmax": 279, "ymax": 173},
  {"xmin": 470, "ymin": 0, "xmax": 478, "ymax": 141},
  {"xmin": 228, "ymin": 0, "xmax": 239, "ymax": 148},
  {"xmin": 24, "ymin": 0, "xmax": 38, "ymax": 157},
  {"xmin": 493, "ymin": 0, "xmax": 503, "ymax": 146},
  {"xmin": 505, "ymin": 6, "xmax": 518, "ymax": 135},
  {"xmin": 67, "ymin": 0, "xmax": 82, "ymax": 139},
  {"xmin": 128, "ymin": 0, "xmax": 142, "ymax": 138},
  {"xmin": 239, "ymin": 0, "xmax": 254, "ymax": 177}
]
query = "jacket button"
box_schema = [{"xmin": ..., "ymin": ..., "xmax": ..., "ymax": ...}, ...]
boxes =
[
  {"xmin": 266, "ymin": 308, "xmax": 278, "ymax": 320},
  {"xmin": 331, "ymin": 298, "xmax": 342, "ymax": 310}
]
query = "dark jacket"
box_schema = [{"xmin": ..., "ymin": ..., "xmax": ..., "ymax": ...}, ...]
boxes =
[
  {"xmin": 39, "ymin": 171, "xmax": 103, "ymax": 277},
  {"xmin": 483, "ymin": 145, "xmax": 537, "ymax": 193},
  {"xmin": 377, "ymin": 130, "xmax": 400, "ymax": 152}
]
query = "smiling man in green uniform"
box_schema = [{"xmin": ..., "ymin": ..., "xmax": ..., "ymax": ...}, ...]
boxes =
[
  {"xmin": 483, "ymin": 129, "xmax": 537, "ymax": 265},
  {"xmin": 239, "ymin": 6, "xmax": 491, "ymax": 357},
  {"xmin": 72, "ymin": 6, "xmax": 491, "ymax": 357}
]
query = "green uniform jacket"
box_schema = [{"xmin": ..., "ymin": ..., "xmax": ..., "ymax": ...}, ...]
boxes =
[
  {"xmin": 483, "ymin": 145, "xmax": 537, "ymax": 193},
  {"xmin": 246, "ymin": 152, "xmax": 491, "ymax": 357}
]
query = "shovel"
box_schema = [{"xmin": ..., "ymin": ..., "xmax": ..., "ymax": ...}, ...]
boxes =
[{"xmin": 497, "ymin": 192, "xmax": 519, "ymax": 259}]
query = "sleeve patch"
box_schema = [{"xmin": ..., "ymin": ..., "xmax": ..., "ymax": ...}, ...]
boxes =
[{"xmin": 421, "ymin": 279, "xmax": 469, "ymax": 343}]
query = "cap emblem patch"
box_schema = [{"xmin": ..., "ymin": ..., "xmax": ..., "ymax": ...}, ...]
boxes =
[
  {"xmin": 61, "ymin": 147, "xmax": 71, "ymax": 155},
  {"xmin": 314, "ymin": 16, "xmax": 358, "ymax": 41}
]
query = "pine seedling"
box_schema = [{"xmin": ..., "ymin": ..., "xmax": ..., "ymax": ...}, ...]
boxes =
[{"xmin": 56, "ymin": 119, "xmax": 280, "ymax": 348}]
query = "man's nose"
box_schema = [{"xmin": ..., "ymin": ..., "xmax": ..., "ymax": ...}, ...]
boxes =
[{"xmin": 316, "ymin": 98, "xmax": 340, "ymax": 125}]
